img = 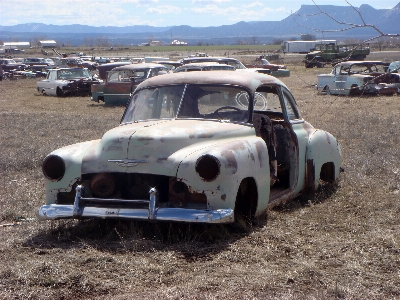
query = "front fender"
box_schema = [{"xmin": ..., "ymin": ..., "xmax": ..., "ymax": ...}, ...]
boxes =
[
  {"xmin": 306, "ymin": 130, "xmax": 342, "ymax": 190},
  {"xmin": 44, "ymin": 140, "xmax": 99, "ymax": 204},
  {"xmin": 176, "ymin": 137, "xmax": 271, "ymax": 213}
]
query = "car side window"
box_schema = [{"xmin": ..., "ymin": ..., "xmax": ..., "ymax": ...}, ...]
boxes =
[
  {"xmin": 254, "ymin": 86, "xmax": 281, "ymax": 113},
  {"xmin": 281, "ymin": 88, "xmax": 300, "ymax": 121},
  {"xmin": 332, "ymin": 66, "xmax": 340, "ymax": 76}
]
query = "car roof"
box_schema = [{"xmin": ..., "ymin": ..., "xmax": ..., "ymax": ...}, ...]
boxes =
[
  {"xmin": 182, "ymin": 57, "xmax": 242, "ymax": 63},
  {"xmin": 111, "ymin": 63, "xmax": 167, "ymax": 71},
  {"xmin": 136, "ymin": 70, "xmax": 285, "ymax": 92},
  {"xmin": 50, "ymin": 67, "xmax": 89, "ymax": 71},
  {"xmin": 337, "ymin": 61, "xmax": 386, "ymax": 66},
  {"xmin": 178, "ymin": 62, "xmax": 235, "ymax": 68}
]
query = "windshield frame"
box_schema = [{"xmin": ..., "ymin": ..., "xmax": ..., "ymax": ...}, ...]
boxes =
[{"xmin": 120, "ymin": 83, "xmax": 255, "ymax": 125}]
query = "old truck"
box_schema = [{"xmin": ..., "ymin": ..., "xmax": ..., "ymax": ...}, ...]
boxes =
[{"xmin": 304, "ymin": 43, "xmax": 370, "ymax": 68}]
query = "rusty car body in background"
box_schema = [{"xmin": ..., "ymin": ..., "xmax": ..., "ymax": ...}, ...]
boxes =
[
  {"xmin": 38, "ymin": 71, "xmax": 342, "ymax": 224},
  {"xmin": 0, "ymin": 58, "xmax": 26, "ymax": 72},
  {"xmin": 36, "ymin": 68, "xmax": 100, "ymax": 96},
  {"xmin": 317, "ymin": 61, "xmax": 400, "ymax": 95},
  {"xmin": 90, "ymin": 63, "xmax": 169, "ymax": 106},
  {"xmin": 245, "ymin": 58, "xmax": 290, "ymax": 77},
  {"xmin": 173, "ymin": 62, "xmax": 236, "ymax": 72}
]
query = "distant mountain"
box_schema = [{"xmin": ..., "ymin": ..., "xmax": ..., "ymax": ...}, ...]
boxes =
[
  {"xmin": 0, "ymin": 3, "xmax": 399, "ymax": 46},
  {"xmin": 0, "ymin": 23, "xmax": 171, "ymax": 34}
]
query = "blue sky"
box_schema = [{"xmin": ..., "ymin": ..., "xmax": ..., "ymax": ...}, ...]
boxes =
[{"xmin": 0, "ymin": 0, "xmax": 398, "ymax": 27}]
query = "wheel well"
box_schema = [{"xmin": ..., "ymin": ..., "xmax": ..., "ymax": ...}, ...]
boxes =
[
  {"xmin": 320, "ymin": 162, "xmax": 335, "ymax": 183},
  {"xmin": 349, "ymin": 84, "xmax": 359, "ymax": 96},
  {"xmin": 234, "ymin": 177, "xmax": 258, "ymax": 224}
]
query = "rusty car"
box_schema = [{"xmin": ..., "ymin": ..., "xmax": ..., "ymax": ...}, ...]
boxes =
[
  {"xmin": 173, "ymin": 62, "xmax": 236, "ymax": 72},
  {"xmin": 317, "ymin": 61, "xmax": 400, "ymax": 95},
  {"xmin": 245, "ymin": 58, "xmax": 290, "ymax": 77},
  {"xmin": 36, "ymin": 68, "xmax": 100, "ymax": 97},
  {"xmin": 178, "ymin": 56, "xmax": 275, "ymax": 76},
  {"xmin": 38, "ymin": 71, "xmax": 342, "ymax": 224},
  {"xmin": 0, "ymin": 58, "xmax": 26, "ymax": 72},
  {"xmin": 90, "ymin": 63, "xmax": 169, "ymax": 106}
]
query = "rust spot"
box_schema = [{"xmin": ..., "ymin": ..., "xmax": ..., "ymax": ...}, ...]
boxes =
[
  {"xmin": 255, "ymin": 140, "xmax": 265, "ymax": 167},
  {"xmin": 221, "ymin": 149, "xmax": 237, "ymax": 174},
  {"xmin": 198, "ymin": 133, "xmax": 214, "ymax": 138},
  {"xmin": 306, "ymin": 159, "xmax": 315, "ymax": 194},
  {"xmin": 250, "ymin": 153, "xmax": 255, "ymax": 161},
  {"xmin": 188, "ymin": 133, "xmax": 214, "ymax": 139},
  {"xmin": 302, "ymin": 121, "xmax": 316, "ymax": 135},
  {"xmin": 325, "ymin": 132, "xmax": 331, "ymax": 144},
  {"xmin": 138, "ymin": 137, "xmax": 154, "ymax": 141},
  {"xmin": 221, "ymin": 194, "xmax": 226, "ymax": 200}
]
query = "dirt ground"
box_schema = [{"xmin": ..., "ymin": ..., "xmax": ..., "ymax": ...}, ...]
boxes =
[{"xmin": 0, "ymin": 51, "xmax": 399, "ymax": 299}]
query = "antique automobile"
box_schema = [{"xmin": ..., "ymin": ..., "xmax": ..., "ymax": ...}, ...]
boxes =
[
  {"xmin": 38, "ymin": 71, "xmax": 342, "ymax": 224},
  {"xmin": 245, "ymin": 58, "xmax": 290, "ymax": 77},
  {"xmin": 58, "ymin": 57, "xmax": 98, "ymax": 70},
  {"xmin": 388, "ymin": 61, "xmax": 400, "ymax": 73},
  {"xmin": 0, "ymin": 58, "xmax": 26, "ymax": 72},
  {"xmin": 91, "ymin": 63, "xmax": 169, "ymax": 106},
  {"xmin": 179, "ymin": 56, "xmax": 273, "ymax": 76},
  {"xmin": 179, "ymin": 56, "xmax": 247, "ymax": 69},
  {"xmin": 173, "ymin": 62, "xmax": 236, "ymax": 72},
  {"xmin": 22, "ymin": 57, "xmax": 51, "ymax": 66},
  {"xmin": 36, "ymin": 68, "xmax": 100, "ymax": 96},
  {"xmin": 151, "ymin": 60, "xmax": 182, "ymax": 71},
  {"xmin": 96, "ymin": 62, "xmax": 131, "ymax": 80},
  {"xmin": 317, "ymin": 61, "xmax": 400, "ymax": 95}
]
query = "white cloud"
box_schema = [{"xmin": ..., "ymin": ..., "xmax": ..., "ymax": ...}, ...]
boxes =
[
  {"xmin": 114, "ymin": 0, "xmax": 158, "ymax": 3},
  {"xmin": 146, "ymin": 5, "xmax": 182, "ymax": 14},
  {"xmin": 247, "ymin": 2, "xmax": 263, "ymax": 8},
  {"xmin": 192, "ymin": 0, "xmax": 231, "ymax": 3},
  {"xmin": 191, "ymin": 3, "xmax": 287, "ymax": 20}
]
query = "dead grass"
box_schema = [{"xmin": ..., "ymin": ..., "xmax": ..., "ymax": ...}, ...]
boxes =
[{"xmin": 0, "ymin": 51, "xmax": 399, "ymax": 299}]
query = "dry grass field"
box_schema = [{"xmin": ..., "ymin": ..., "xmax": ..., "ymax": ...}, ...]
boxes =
[{"xmin": 0, "ymin": 51, "xmax": 399, "ymax": 299}]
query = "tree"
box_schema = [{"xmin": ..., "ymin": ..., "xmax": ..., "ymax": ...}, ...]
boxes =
[
  {"xmin": 301, "ymin": 34, "xmax": 316, "ymax": 40},
  {"xmin": 272, "ymin": 38, "xmax": 284, "ymax": 45},
  {"xmin": 294, "ymin": 0, "xmax": 400, "ymax": 46},
  {"xmin": 250, "ymin": 36, "xmax": 259, "ymax": 45}
]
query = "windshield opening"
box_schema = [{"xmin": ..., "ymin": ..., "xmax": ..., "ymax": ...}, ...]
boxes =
[
  {"xmin": 178, "ymin": 85, "xmax": 250, "ymax": 122},
  {"xmin": 57, "ymin": 69, "xmax": 90, "ymax": 79},
  {"xmin": 121, "ymin": 84, "xmax": 253, "ymax": 124},
  {"xmin": 121, "ymin": 85, "xmax": 185, "ymax": 123}
]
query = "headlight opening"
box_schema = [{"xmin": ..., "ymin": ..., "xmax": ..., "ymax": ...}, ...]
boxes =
[
  {"xmin": 42, "ymin": 155, "xmax": 66, "ymax": 181},
  {"xmin": 195, "ymin": 155, "xmax": 220, "ymax": 181}
]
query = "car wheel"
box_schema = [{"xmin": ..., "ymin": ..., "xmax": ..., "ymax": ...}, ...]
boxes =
[
  {"xmin": 323, "ymin": 86, "xmax": 331, "ymax": 95},
  {"xmin": 56, "ymin": 87, "xmax": 64, "ymax": 97}
]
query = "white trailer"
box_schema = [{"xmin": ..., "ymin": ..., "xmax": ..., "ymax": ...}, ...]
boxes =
[{"xmin": 281, "ymin": 40, "xmax": 336, "ymax": 53}]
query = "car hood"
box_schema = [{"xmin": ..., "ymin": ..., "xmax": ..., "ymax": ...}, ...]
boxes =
[{"xmin": 81, "ymin": 119, "xmax": 253, "ymax": 176}]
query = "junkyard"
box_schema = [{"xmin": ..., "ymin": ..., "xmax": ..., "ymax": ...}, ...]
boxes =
[{"xmin": 0, "ymin": 48, "xmax": 399, "ymax": 299}]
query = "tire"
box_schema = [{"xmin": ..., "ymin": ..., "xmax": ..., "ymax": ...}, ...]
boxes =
[
  {"xmin": 56, "ymin": 87, "xmax": 64, "ymax": 97},
  {"xmin": 323, "ymin": 86, "xmax": 331, "ymax": 95}
]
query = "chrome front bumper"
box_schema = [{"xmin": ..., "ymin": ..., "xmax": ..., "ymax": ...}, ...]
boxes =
[{"xmin": 38, "ymin": 185, "xmax": 234, "ymax": 224}]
